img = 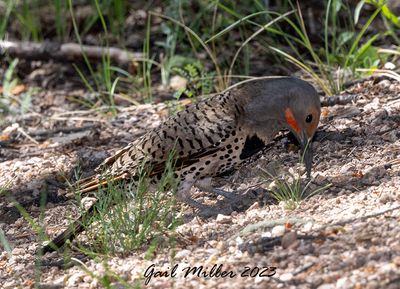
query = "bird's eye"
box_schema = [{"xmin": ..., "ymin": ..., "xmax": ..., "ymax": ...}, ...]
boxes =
[{"xmin": 305, "ymin": 114, "xmax": 313, "ymax": 123}]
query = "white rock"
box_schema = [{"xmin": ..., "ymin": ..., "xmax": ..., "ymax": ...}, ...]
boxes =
[
  {"xmin": 379, "ymin": 263, "xmax": 395, "ymax": 273},
  {"xmin": 67, "ymin": 272, "xmax": 85, "ymax": 286},
  {"xmin": 83, "ymin": 275, "xmax": 92, "ymax": 283},
  {"xmin": 169, "ymin": 75, "xmax": 187, "ymax": 90},
  {"xmin": 336, "ymin": 277, "xmax": 348, "ymax": 287},
  {"xmin": 279, "ymin": 272, "xmax": 293, "ymax": 281},
  {"xmin": 2, "ymin": 280, "xmax": 16, "ymax": 289},
  {"xmin": 261, "ymin": 231, "xmax": 272, "ymax": 238},
  {"xmin": 303, "ymin": 222, "xmax": 314, "ymax": 232},
  {"xmin": 235, "ymin": 236, "xmax": 244, "ymax": 245},
  {"xmin": 11, "ymin": 247, "xmax": 25, "ymax": 255},
  {"xmin": 175, "ymin": 249, "xmax": 191, "ymax": 259},
  {"xmin": 384, "ymin": 62, "xmax": 396, "ymax": 70},
  {"xmin": 271, "ymin": 225, "xmax": 285, "ymax": 237},
  {"xmin": 317, "ymin": 284, "xmax": 335, "ymax": 289},
  {"xmin": 216, "ymin": 214, "xmax": 231, "ymax": 224},
  {"xmin": 80, "ymin": 197, "xmax": 97, "ymax": 210}
]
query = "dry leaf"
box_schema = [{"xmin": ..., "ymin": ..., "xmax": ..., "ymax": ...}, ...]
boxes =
[
  {"xmin": 12, "ymin": 84, "xmax": 26, "ymax": 95},
  {"xmin": 321, "ymin": 107, "xmax": 330, "ymax": 117},
  {"xmin": 285, "ymin": 222, "xmax": 293, "ymax": 229},
  {"xmin": 352, "ymin": 171, "xmax": 364, "ymax": 178}
]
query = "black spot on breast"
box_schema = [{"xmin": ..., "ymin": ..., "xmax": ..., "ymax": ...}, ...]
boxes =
[
  {"xmin": 178, "ymin": 138, "xmax": 184, "ymax": 149},
  {"xmin": 205, "ymin": 160, "xmax": 211, "ymax": 165},
  {"xmin": 239, "ymin": 134, "xmax": 265, "ymax": 160}
]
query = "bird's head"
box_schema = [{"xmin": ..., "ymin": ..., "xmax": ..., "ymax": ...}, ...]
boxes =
[{"xmin": 241, "ymin": 77, "xmax": 321, "ymax": 177}]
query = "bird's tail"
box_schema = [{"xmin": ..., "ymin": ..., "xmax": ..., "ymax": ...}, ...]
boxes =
[
  {"xmin": 74, "ymin": 174, "xmax": 126, "ymax": 194},
  {"xmin": 41, "ymin": 173, "xmax": 127, "ymax": 253},
  {"xmin": 41, "ymin": 202, "xmax": 96, "ymax": 253}
]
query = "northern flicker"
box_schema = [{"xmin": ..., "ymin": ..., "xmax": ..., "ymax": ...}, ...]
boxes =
[{"xmin": 42, "ymin": 77, "xmax": 321, "ymax": 253}]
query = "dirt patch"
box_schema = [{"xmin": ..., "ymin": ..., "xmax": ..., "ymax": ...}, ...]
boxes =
[{"xmin": 1, "ymin": 78, "xmax": 399, "ymax": 288}]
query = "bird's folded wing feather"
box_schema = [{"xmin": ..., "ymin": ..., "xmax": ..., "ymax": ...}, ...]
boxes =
[{"xmin": 81, "ymin": 93, "xmax": 240, "ymax": 188}]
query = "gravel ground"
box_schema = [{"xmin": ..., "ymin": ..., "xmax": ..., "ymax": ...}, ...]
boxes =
[{"xmin": 0, "ymin": 78, "xmax": 399, "ymax": 289}]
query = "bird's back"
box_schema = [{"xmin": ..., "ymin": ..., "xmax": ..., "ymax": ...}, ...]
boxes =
[{"xmin": 96, "ymin": 89, "xmax": 246, "ymax": 182}]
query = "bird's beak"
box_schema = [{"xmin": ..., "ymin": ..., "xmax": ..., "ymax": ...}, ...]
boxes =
[{"xmin": 299, "ymin": 131, "xmax": 313, "ymax": 179}]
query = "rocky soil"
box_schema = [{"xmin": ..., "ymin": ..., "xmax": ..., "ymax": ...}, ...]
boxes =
[{"xmin": 1, "ymin": 77, "xmax": 399, "ymax": 289}]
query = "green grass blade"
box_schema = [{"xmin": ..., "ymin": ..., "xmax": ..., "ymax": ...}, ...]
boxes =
[
  {"xmin": 206, "ymin": 11, "xmax": 272, "ymax": 43},
  {"xmin": 150, "ymin": 11, "xmax": 224, "ymax": 90},
  {"xmin": 227, "ymin": 10, "xmax": 296, "ymax": 84}
]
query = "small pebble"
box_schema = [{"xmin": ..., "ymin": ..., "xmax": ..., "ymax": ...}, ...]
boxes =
[
  {"xmin": 271, "ymin": 225, "xmax": 286, "ymax": 237},
  {"xmin": 280, "ymin": 272, "xmax": 293, "ymax": 282},
  {"xmin": 175, "ymin": 249, "xmax": 191, "ymax": 259},
  {"xmin": 216, "ymin": 214, "xmax": 231, "ymax": 224}
]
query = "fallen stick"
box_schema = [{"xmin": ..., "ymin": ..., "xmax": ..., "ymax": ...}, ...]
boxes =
[
  {"xmin": 28, "ymin": 123, "xmax": 101, "ymax": 141},
  {"xmin": 0, "ymin": 40, "xmax": 143, "ymax": 67},
  {"xmin": 320, "ymin": 94, "xmax": 358, "ymax": 107}
]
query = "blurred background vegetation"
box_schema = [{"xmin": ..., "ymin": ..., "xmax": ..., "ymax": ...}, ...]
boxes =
[{"xmin": 0, "ymin": 0, "xmax": 399, "ymax": 112}]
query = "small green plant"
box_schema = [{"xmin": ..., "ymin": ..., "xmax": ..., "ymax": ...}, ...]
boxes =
[
  {"xmin": 0, "ymin": 58, "xmax": 35, "ymax": 115},
  {"xmin": 172, "ymin": 61, "xmax": 214, "ymax": 99},
  {"xmin": 361, "ymin": 0, "xmax": 400, "ymax": 45},
  {"xmin": 0, "ymin": 185, "xmax": 12, "ymax": 256},
  {"xmin": 72, "ymin": 151, "xmax": 180, "ymax": 254},
  {"xmin": 142, "ymin": 11, "xmax": 153, "ymax": 102},
  {"xmin": 68, "ymin": 0, "xmax": 127, "ymax": 114},
  {"xmin": 259, "ymin": 145, "xmax": 331, "ymax": 210},
  {"xmin": 1, "ymin": 184, "xmax": 50, "ymax": 287},
  {"xmin": 260, "ymin": 166, "xmax": 330, "ymax": 210},
  {"xmin": 13, "ymin": 0, "xmax": 42, "ymax": 41},
  {"xmin": 0, "ymin": 59, "xmax": 19, "ymax": 112},
  {"xmin": 0, "ymin": 227, "xmax": 11, "ymax": 255},
  {"xmin": 266, "ymin": 0, "xmax": 394, "ymax": 94},
  {"xmin": 53, "ymin": 0, "xmax": 67, "ymax": 41},
  {"xmin": 0, "ymin": 0, "xmax": 15, "ymax": 39}
]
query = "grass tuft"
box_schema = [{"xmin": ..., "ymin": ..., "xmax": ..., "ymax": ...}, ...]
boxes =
[{"xmin": 71, "ymin": 151, "xmax": 180, "ymax": 255}]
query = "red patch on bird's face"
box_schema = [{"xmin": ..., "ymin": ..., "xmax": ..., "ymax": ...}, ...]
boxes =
[{"xmin": 285, "ymin": 108, "xmax": 300, "ymax": 134}]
